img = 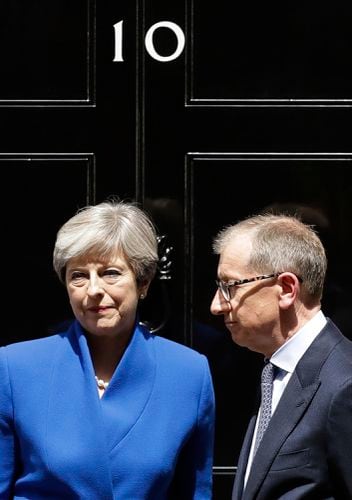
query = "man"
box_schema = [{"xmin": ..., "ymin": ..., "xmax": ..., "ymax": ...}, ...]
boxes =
[{"xmin": 210, "ymin": 213, "xmax": 352, "ymax": 499}]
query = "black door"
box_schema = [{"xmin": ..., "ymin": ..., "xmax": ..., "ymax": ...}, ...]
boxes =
[
  {"xmin": 0, "ymin": 0, "xmax": 137, "ymax": 342},
  {"xmin": 2, "ymin": 1, "xmax": 352, "ymax": 497}
]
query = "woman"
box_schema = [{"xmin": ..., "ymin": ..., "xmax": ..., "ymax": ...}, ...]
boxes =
[{"xmin": 0, "ymin": 200, "xmax": 215, "ymax": 499}]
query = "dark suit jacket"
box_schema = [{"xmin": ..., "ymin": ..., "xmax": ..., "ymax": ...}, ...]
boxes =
[
  {"xmin": 0, "ymin": 320, "xmax": 215, "ymax": 499},
  {"xmin": 232, "ymin": 319, "xmax": 352, "ymax": 499}
]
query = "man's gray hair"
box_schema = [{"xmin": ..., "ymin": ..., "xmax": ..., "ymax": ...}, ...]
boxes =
[{"xmin": 213, "ymin": 213, "xmax": 327, "ymax": 300}]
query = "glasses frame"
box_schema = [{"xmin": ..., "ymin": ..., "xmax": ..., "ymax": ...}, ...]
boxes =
[{"xmin": 215, "ymin": 273, "xmax": 282, "ymax": 302}]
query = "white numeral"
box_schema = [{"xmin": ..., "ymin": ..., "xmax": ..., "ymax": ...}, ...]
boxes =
[
  {"xmin": 113, "ymin": 20, "xmax": 124, "ymax": 62},
  {"xmin": 145, "ymin": 21, "xmax": 185, "ymax": 62},
  {"xmin": 113, "ymin": 20, "xmax": 185, "ymax": 62}
]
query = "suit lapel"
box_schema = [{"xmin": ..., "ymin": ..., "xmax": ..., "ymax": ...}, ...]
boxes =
[
  {"xmin": 45, "ymin": 322, "xmax": 114, "ymax": 499},
  {"xmin": 242, "ymin": 320, "xmax": 342, "ymax": 499},
  {"xmin": 232, "ymin": 416, "xmax": 256, "ymax": 500},
  {"xmin": 243, "ymin": 374, "xmax": 320, "ymax": 499},
  {"xmin": 98, "ymin": 322, "xmax": 156, "ymax": 450}
]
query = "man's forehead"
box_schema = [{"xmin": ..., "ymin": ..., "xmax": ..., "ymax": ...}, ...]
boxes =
[
  {"xmin": 218, "ymin": 236, "xmax": 252, "ymax": 276},
  {"xmin": 221, "ymin": 233, "xmax": 253, "ymax": 257}
]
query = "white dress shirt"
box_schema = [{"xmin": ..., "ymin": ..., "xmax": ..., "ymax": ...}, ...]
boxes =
[{"xmin": 243, "ymin": 310, "xmax": 327, "ymax": 486}]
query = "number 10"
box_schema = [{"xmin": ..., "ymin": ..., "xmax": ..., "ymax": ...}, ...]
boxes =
[{"xmin": 113, "ymin": 20, "xmax": 185, "ymax": 62}]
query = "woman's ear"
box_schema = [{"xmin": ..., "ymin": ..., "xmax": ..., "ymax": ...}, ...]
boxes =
[
  {"xmin": 138, "ymin": 279, "xmax": 151, "ymax": 299},
  {"xmin": 278, "ymin": 272, "xmax": 300, "ymax": 310}
]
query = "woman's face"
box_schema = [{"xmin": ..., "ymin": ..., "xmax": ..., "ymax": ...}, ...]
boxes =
[{"xmin": 66, "ymin": 253, "xmax": 148, "ymax": 340}]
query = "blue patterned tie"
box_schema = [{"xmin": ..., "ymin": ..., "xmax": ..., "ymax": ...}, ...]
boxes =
[{"xmin": 253, "ymin": 360, "xmax": 275, "ymax": 456}]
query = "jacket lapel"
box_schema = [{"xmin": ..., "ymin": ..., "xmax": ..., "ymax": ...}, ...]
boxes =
[
  {"xmin": 243, "ymin": 320, "xmax": 342, "ymax": 499},
  {"xmin": 232, "ymin": 416, "xmax": 256, "ymax": 500},
  {"xmin": 45, "ymin": 322, "xmax": 114, "ymax": 499},
  {"xmin": 243, "ymin": 374, "xmax": 320, "ymax": 499},
  {"xmin": 98, "ymin": 322, "xmax": 156, "ymax": 450}
]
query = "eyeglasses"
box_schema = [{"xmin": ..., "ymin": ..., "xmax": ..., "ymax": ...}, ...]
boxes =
[{"xmin": 215, "ymin": 273, "xmax": 281, "ymax": 302}]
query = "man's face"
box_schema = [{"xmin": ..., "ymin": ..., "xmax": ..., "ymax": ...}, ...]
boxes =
[{"xmin": 210, "ymin": 233, "xmax": 281, "ymax": 356}]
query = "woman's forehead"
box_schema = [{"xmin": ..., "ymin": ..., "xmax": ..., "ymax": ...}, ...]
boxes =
[{"xmin": 69, "ymin": 250, "xmax": 128, "ymax": 267}]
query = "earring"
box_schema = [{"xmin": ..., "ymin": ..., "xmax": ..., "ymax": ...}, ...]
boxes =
[{"xmin": 140, "ymin": 293, "xmax": 145, "ymax": 300}]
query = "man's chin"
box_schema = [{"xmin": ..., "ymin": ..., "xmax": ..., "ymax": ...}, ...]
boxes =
[
  {"xmin": 228, "ymin": 328, "xmax": 255, "ymax": 351},
  {"xmin": 228, "ymin": 327, "xmax": 244, "ymax": 345}
]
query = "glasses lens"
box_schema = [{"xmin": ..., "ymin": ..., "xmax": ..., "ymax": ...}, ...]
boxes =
[{"xmin": 220, "ymin": 281, "xmax": 230, "ymax": 301}]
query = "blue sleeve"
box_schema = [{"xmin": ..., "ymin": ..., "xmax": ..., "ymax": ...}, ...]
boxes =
[
  {"xmin": 170, "ymin": 355, "xmax": 216, "ymax": 499},
  {"xmin": 0, "ymin": 348, "xmax": 16, "ymax": 498}
]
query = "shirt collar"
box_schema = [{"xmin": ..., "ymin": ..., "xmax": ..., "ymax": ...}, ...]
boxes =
[{"xmin": 270, "ymin": 310, "xmax": 327, "ymax": 374}]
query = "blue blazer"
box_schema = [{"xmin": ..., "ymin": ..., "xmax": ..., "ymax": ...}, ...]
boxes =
[
  {"xmin": 232, "ymin": 319, "xmax": 352, "ymax": 499},
  {"xmin": 0, "ymin": 321, "xmax": 215, "ymax": 499}
]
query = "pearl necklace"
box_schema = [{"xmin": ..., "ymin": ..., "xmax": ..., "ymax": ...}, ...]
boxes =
[{"xmin": 95, "ymin": 375, "xmax": 109, "ymax": 390}]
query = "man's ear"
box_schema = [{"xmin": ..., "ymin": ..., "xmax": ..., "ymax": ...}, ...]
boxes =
[{"xmin": 278, "ymin": 272, "xmax": 300, "ymax": 310}]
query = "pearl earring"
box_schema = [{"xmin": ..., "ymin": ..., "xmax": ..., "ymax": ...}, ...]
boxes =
[{"xmin": 140, "ymin": 293, "xmax": 145, "ymax": 300}]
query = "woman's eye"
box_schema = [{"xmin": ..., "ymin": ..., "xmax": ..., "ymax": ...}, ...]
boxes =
[
  {"xmin": 104, "ymin": 269, "xmax": 120, "ymax": 276},
  {"xmin": 70, "ymin": 271, "xmax": 87, "ymax": 283},
  {"xmin": 102, "ymin": 269, "xmax": 121, "ymax": 282}
]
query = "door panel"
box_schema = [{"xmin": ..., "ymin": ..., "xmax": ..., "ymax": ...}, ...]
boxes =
[
  {"xmin": 0, "ymin": 154, "xmax": 95, "ymax": 345},
  {"xmin": 0, "ymin": 0, "xmax": 94, "ymax": 104},
  {"xmin": 189, "ymin": 0, "xmax": 352, "ymax": 104},
  {"xmin": 187, "ymin": 152, "xmax": 352, "ymax": 466}
]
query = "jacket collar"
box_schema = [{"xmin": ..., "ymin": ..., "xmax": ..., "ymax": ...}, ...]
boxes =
[
  {"xmin": 45, "ymin": 320, "xmax": 156, "ymax": 498},
  {"xmin": 242, "ymin": 319, "xmax": 343, "ymax": 499}
]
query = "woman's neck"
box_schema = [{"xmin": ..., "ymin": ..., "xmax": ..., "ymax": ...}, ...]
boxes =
[{"xmin": 87, "ymin": 331, "xmax": 132, "ymax": 382}]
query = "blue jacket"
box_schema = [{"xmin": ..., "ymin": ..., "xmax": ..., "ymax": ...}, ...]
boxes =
[{"xmin": 0, "ymin": 321, "xmax": 215, "ymax": 499}]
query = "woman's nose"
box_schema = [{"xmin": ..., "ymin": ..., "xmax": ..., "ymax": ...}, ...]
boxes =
[
  {"xmin": 87, "ymin": 276, "xmax": 105, "ymax": 296},
  {"xmin": 210, "ymin": 289, "xmax": 231, "ymax": 315}
]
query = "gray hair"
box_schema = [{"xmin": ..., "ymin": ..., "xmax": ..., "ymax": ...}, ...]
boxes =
[
  {"xmin": 53, "ymin": 200, "xmax": 159, "ymax": 285},
  {"xmin": 213, "ymin": 213, "xmax": 327, "ymax": 301}
]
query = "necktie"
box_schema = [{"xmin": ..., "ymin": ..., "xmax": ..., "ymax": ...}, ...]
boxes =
[{"xmin": 253, "ymin": 360, "xmax": 275, "ymax": 456}]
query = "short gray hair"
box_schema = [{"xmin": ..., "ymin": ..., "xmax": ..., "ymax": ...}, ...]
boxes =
[
  {"xmin": 213, "ymin": 213, "xmax": 327, "ymax": 301},
  {"xmin": 53, "ymin": 200, "xmax": 159, "ymax": 285}
]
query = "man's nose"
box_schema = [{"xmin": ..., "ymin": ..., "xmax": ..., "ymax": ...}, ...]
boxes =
[{"xmin": 210, "ymin": 289, "xmax": 230, "ymax": 315}]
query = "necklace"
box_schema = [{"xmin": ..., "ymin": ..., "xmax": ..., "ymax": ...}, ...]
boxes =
[{"xmin": 95, "ymin": 375, "xmax": 109, "ymax": 390}]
